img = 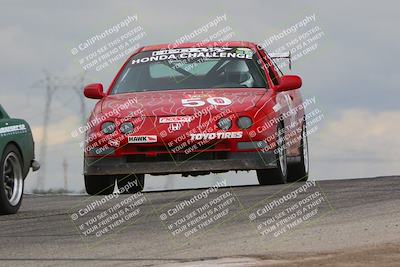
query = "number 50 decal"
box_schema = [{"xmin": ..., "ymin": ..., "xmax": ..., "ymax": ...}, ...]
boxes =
[{"xmin": 181, "ymin": 97, "xmax": 232, "ymax": 107}]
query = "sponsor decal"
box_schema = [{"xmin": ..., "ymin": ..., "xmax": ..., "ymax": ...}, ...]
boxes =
[
  {"xmin": 168, "ymin": 123, "xmax": 182, "ymax": 132},
  {"xmin": 190, "ymin": 131, "xmax": 243, "ymax": 140},
  {"xmin": 128, "ymin": 135, "xmax": 157, "ymax": 143},
  {"xmin": 159, "ymin": 116, "xmax": 193, "ymax": 123},
  {"xmin": 181, "ymin": 96, "xmax": 232, "ymax": 107},
  {"xmin": 272, "ymin": 103, "xmax": 282, "ymax": 112},
  {"xmin": 185, "ymin": 93, "xmax": 213, "ymax": 99},
  {"xmin": 234, "ymin": 47, "xmax": 254, "ymax": 57},
  {"xmin": 153, "ymin": 47, "xmax": 231, "ymax": 56},
  {"xmin": 131, "ymin": 47, "xmax": 253, "ymax": 65},
  {"xmin": 0, "ymin": 124, "xmax": 27, "ymax": 136}
]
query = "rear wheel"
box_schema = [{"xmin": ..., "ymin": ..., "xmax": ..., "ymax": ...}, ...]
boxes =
[
  {"xmin": 84, "ymin": 175, "xmax": 115, "ymax": 195},
  {"xmin": 0, "ymin": 144, "xmax": 24, "ymax": 214},
  {"xmin": 117, "ymin": 174, "xmax": 144, "ymax": 194},
  {"xmin": 287, "ymin": 121, "xmax": 309, "ymax": 182},
  {"xmin": 256, "ymin": 123, "xmax": 287, "ymax": 185}
]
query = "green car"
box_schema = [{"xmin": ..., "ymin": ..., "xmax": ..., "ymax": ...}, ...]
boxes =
[{"xmin": 0, "ymin": 105, "xmax": 39, "ymax": 214}]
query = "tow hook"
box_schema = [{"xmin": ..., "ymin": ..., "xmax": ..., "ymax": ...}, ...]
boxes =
[{"xmin": 31, "ymin": 160, "xmax": 40, "ymax": 172}]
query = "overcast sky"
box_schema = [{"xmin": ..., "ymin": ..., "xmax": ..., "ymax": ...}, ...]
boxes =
[{"xmin": 0, "ymin": 1, "xmax": 399, "ymax": 192}]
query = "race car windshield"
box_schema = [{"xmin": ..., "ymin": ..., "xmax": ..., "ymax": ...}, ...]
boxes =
[{"xmin": 111, "ymin": 47, "xmax": 267, "ymax": 94}]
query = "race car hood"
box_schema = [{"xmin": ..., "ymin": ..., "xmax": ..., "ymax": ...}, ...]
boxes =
[{"xmin": 100, "ymin": 88, "xmax": 267, "ymax": 117}]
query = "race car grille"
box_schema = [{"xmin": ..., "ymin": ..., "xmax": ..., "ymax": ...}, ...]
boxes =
[
  {"xmin": 134, "ymin": 144, "xmax": 216, "ymax": 153},
  {"xmin": 136, "ymin": 146, "xmax": 169, "ymax": 153},
  {"xmin": 126, "ymin": 151, "xmax": 228, "ymax": 163}
]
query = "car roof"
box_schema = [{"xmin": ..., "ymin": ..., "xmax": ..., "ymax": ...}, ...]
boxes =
[{"xmin": 140, "ymin": 41, "xmax": 259, "ymax": 51}]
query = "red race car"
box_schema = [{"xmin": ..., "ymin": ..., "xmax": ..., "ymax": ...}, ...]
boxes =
[{"xmin": 83, "ymin": 41, "xmax": 309, "ymax": 195}]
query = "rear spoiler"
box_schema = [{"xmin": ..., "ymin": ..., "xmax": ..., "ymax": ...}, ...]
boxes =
[
  {"xmin": 268, "ymin": 51, "xmax": 292, "ymax": 70},
  {"xmin": 0, "ymin": 104, "xmax": 10, "ymax": 119}
]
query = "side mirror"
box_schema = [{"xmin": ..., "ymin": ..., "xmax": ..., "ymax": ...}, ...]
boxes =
[
  {"xmin": 275, "ymin": 75, "xmax": 302, "ymax": 92},
  {"xmin": 84, "ymin": 83, "xmax": 104, "ymax": 99}
]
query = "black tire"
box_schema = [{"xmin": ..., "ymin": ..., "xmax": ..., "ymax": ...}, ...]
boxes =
[
  {"xmin": 287, "ymin": 121, "xmax": 309, "ymax": 182},
  {"xmin": 256, "ymin": 122, "xmax": 288, "ymax": 185},
  {"xmin": 84, "ymin": 175, "xmax": 115, "ymax": 195},
  {"xmin": 117, "ymin": 174, "xmax": 144, "ymax": 194},
  {"xmin": 0, "ymin": 144, "xmax": 24, "ymax": 215}
]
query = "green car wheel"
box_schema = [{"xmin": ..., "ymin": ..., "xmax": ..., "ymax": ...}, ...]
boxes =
[{"xmin": 0, "ymin": 105, "xmax": 39, "ymax": 215}]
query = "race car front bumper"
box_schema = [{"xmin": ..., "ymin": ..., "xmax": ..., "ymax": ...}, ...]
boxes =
[{"xmin": 84, "ymin": 151, "xmax": 277, "ymax": 176}]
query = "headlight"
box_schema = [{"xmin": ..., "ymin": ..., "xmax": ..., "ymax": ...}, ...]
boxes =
[
  {"xmin": 217, "ymin": 118, "xmax": 232, "ymax": 130},
  {"xmin": 101, "ymin": 122, "xmax": 115, "ymax": 134},
  {"xmin": 120, "ymin": 122, "xmax": 134, "ymax": 134},
  {"xmin": 237, "ymin": 116, "xmax": 252, "ymax": 129}
]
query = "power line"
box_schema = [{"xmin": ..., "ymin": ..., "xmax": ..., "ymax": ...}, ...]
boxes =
[
  {"xmin": 32, "ymin": 72, "xmax": 87, "ymax": 191},
  {"xmin": 34, "ymin": 72, "xmax": 59, "ymax": 190}
]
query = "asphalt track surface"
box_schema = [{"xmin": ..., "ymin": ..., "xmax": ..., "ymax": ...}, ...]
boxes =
[{"xmin": 0, "ymin": 176, "xmax": 399, "ymax": 267}]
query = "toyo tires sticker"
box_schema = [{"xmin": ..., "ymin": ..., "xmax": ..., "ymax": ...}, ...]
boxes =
[{"xmin": 190, "ymin": 131, "xmax": 243, "ymax": 140}]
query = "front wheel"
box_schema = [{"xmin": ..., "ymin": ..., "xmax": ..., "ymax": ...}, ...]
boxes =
[
  {"xmin": 117, "ymin": 174, "xmax": 144, "ymax": 194},
  {"xmin": 0, "ymin": 144, "xmax": 24, "ymax": 215},
  {"xmin": 287, "ymin": 121, "xmax": 309, "ymax": 182},
  {"xmin": 257, "ymin": 123, "xmax": 288, "ymax": 185},
  {"xmin": 84, "ymin": 175, "xmax": 115, "ymax": 195}
]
